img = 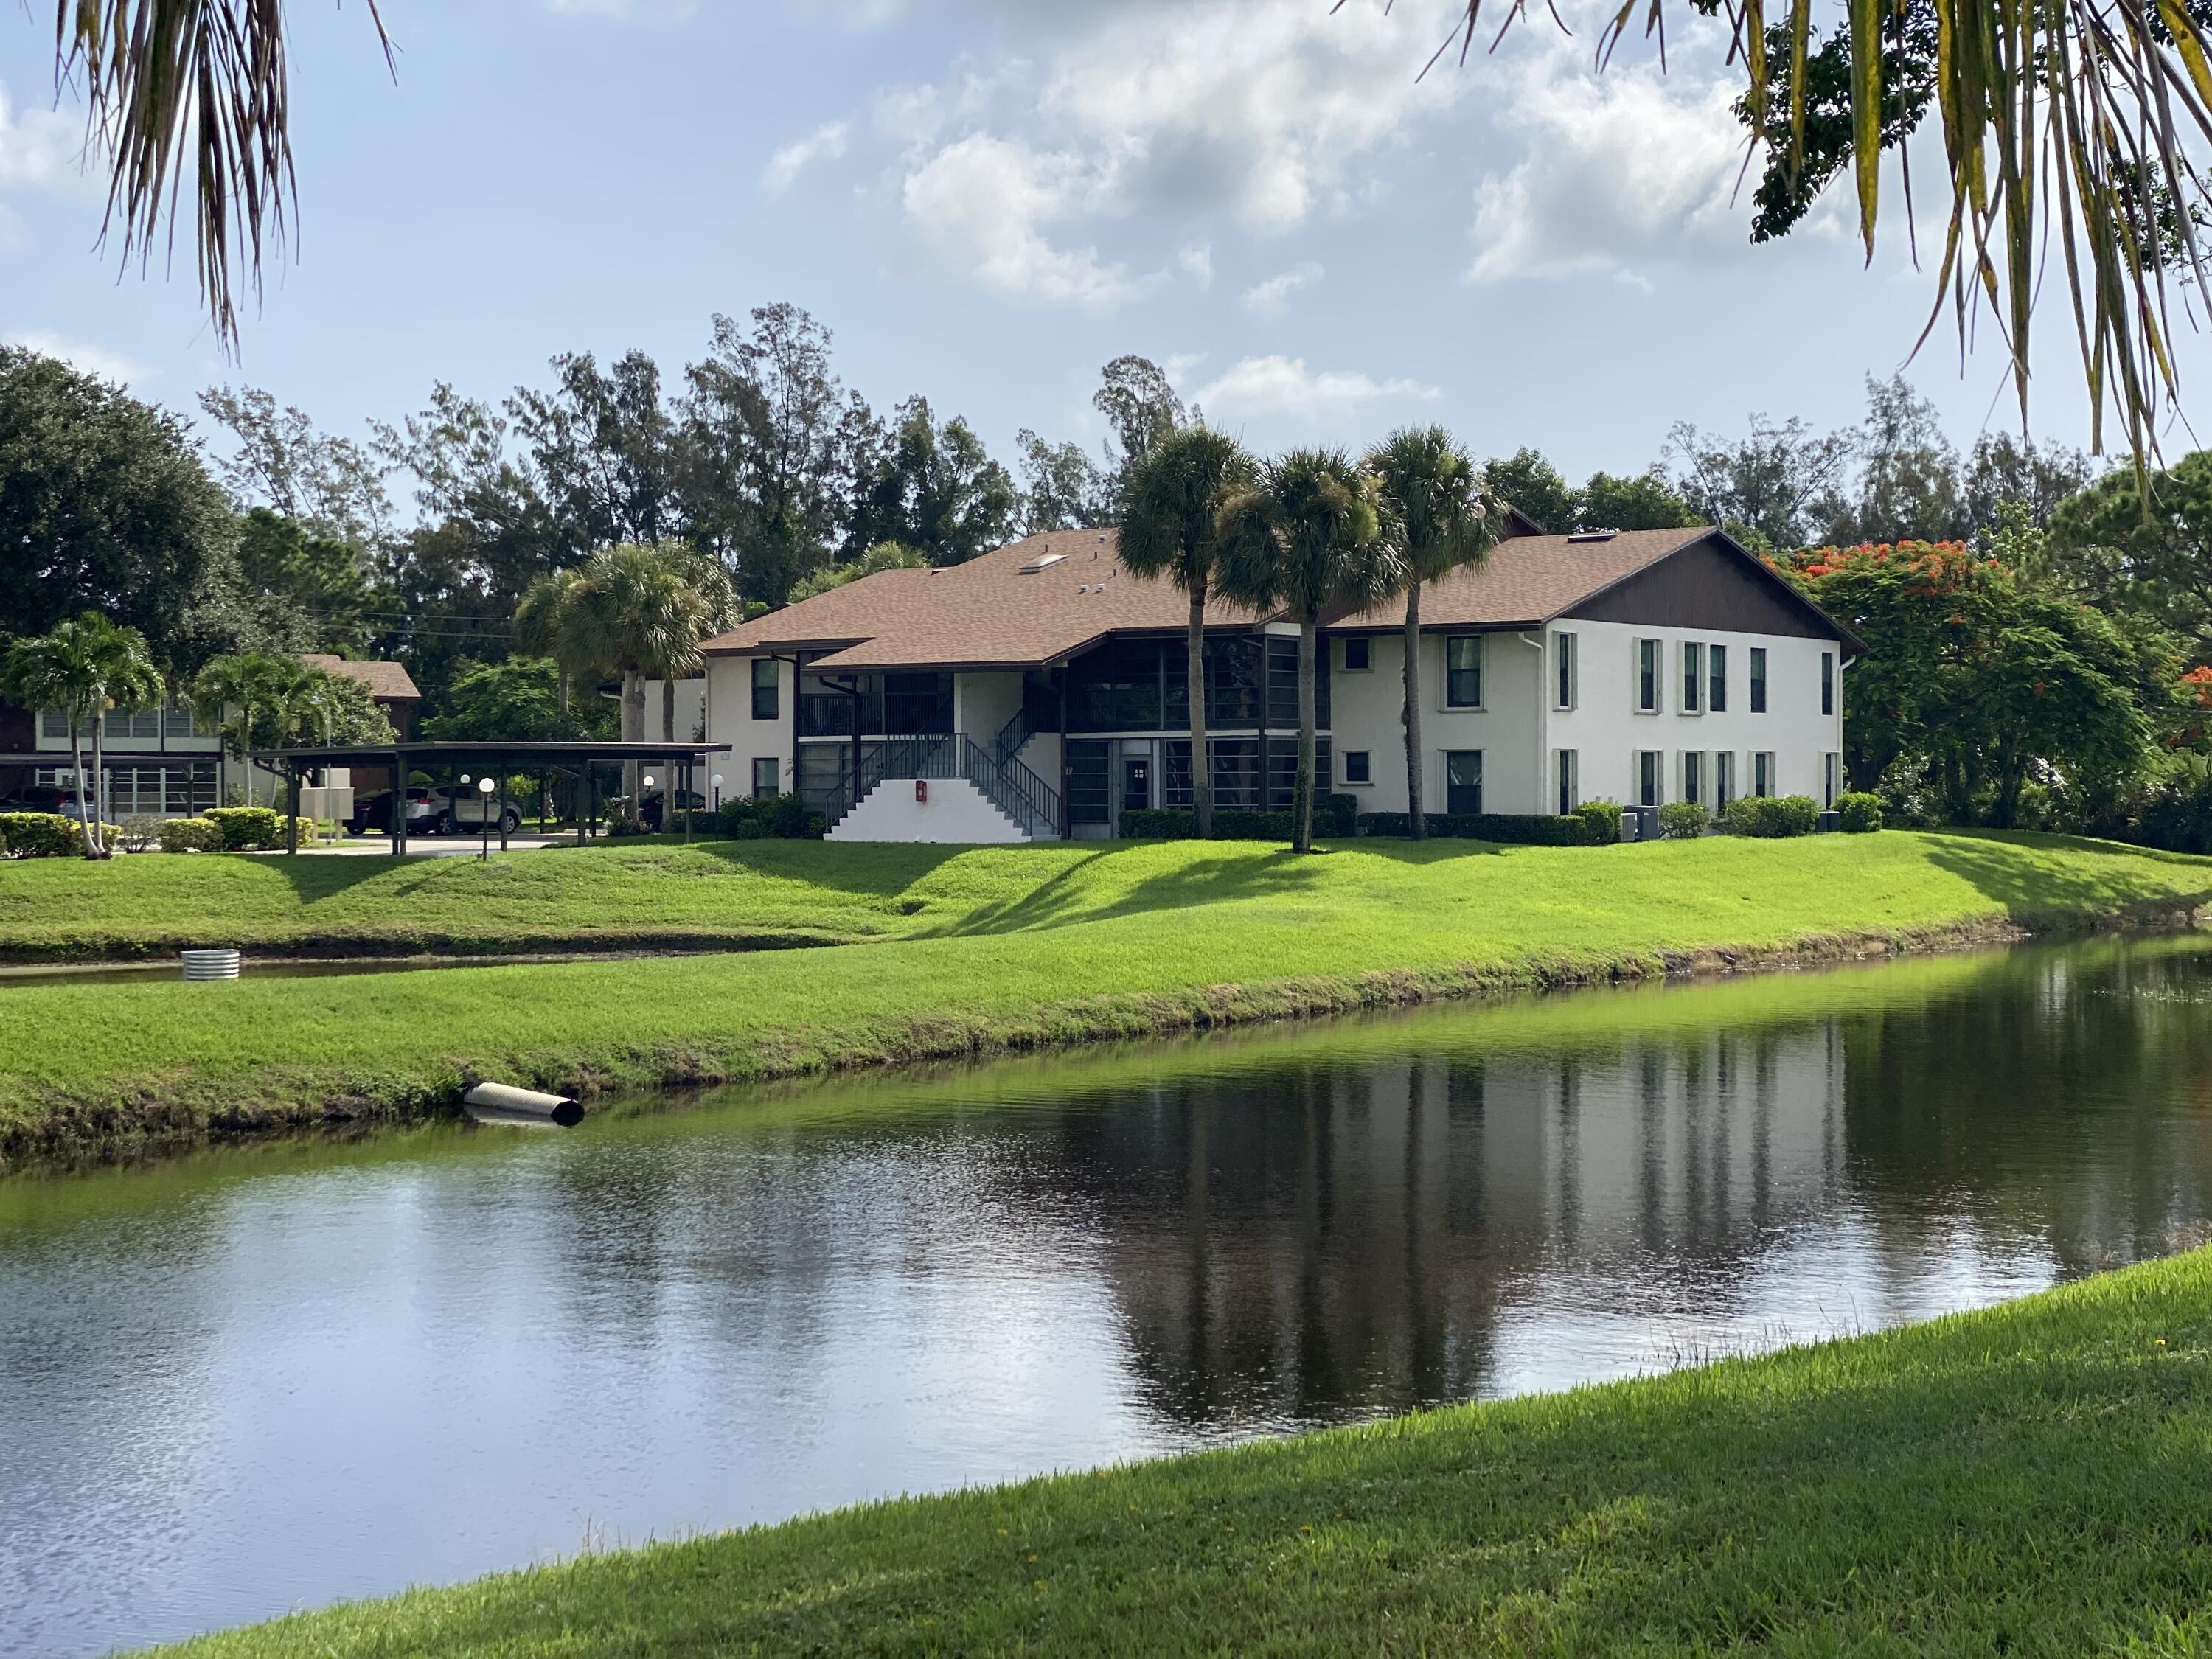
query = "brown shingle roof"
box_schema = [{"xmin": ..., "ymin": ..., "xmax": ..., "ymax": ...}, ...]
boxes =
[
  {"xmin": 300, "ymin": 654, "xmax": 421, "ymax": 701},
  {"xmin": 702, "ymin": 531, "xmax": 1269, "ymax": 670},
  {"xmin": 1326, "ymin": 527, "xmax": 1714, "ymax": 630},
  {"xmin": 702, "ymin": 523, "xmax": 1832, "ymax": 669}
]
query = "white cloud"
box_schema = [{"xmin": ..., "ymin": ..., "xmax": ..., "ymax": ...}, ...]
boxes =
[
  {"xmin": 1463, "ymin": 42, "xmax": 1758, "ymax": 285},
  {"xmin": 4, "ymin": 330, "xmax": 148, "ymax": 386},
  {"xmin": 762, "ymin": 120, "xmax": 851, "ymax": 195},
  {"xmin": 1240, "ymin": 260, "xmax": 1323, "ymax": 314},
  {"xmin": 0, "ymin": 83, "xmax": 88, "ymax": 194},
  {"xmin": 1178, "ymin": 240, "xmax": 1214, "ymax": 289},
  {"xmin": 1190, "ymin": 354, "xmax": 1439, "ymax": 420},
  {"xmin": 880, "ymin": 0, "xmax": 1465, "ymax": 310},
  {"xmin": 900, "ymin": 132, "xmax": 1154, "ymax": 310}
]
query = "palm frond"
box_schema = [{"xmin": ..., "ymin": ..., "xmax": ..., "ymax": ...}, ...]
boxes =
[{"xmin": 57, "ymin": 1, "xmax": 392, "ymax": 355}]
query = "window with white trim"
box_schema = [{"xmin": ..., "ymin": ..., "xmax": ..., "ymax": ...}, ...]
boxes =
[
  {"xmin": 1637, "ymin": 748, "xmax": 1663, "ymax": 807},
  {"xmin": 1681, "ymin": 641, "xmax": 1703, "ymax": 714},
  {"xmin": 1823, "ymin": 752, "xmax": 1840, "ymax": 807},
  {"xmin": 1714, "ymin": 751, "xmax": 1736, "ymax": 810},
  {"xmin": 1753, "ymin": 751, "xmax": 1775, "ymax": 797},
  {"xmin": 1681, "ymin": 750, "xmax": 1703, "ymax": 805},
  {"xmin": 751, "ymin": 756, "xmax": 780, "ymax": 797},
  {"xmin": 1445, "ymin": 750, "xmax": 1484, "ymax": 814},
  {"xmin": 1708, "ymin": 643, "xmax": 1728, "ymax": 712},
  {"xmin": 1636, "ymin": 639, "xmax": 1660, "ymax": 712},
  {"xmin": 1444, "ymin": 637, "xmax": 1482, "ymax": 707},
  {"xmin": 1343, "ymin": 748, "xmax": 1373, "ymax": 785},
  {"xmin": 1820, "ymin": 650, "xmax": 1835, "ymax": 717},
  {"xmin": 1553, "ymin": 630, "xmax": 1576, "ymax": 709},
  {"xmin": 1341, "ymin": 637, "xmax": 1371, "ymax": 672},
  {"xmin": 1555, "ymin": 748, "xmax": 1578, "ymax": 815}
]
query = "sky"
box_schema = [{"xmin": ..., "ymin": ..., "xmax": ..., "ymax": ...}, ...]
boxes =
[{"xmin": 4, "ymin": 0, "xmax": 2207, "ymax": 491}]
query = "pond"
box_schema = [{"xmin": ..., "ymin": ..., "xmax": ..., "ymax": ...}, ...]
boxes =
[{"xmin": 7, "ymin": 935, "xmax": 2212, "ymax": 1657}]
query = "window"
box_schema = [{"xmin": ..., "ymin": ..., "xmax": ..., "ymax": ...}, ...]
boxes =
[
  {"xmin": 103, "ymin": 707, "xmax": 161, "ymax": 740},
  {"xmin": 1068, "ymin": 739, "xmax": 1110, "ymax": 824},
  {"xmin": 1753, "ymin": 751, "xmax": 1775, "ymax": 797},
  {"xmin": 1708, "ymin": 643, "xmax": 1727, "ymax": 712},
  {"xmin": 751, "ymin": 756, "xmax": 780, "ymax": 798},
  {"xmin": 1714, "ymin": 751, "xmax": 1736, "ymax": 810},
  {"xmin": 751, "ymin": 658, "xmax": 779, "ymax": 721},
  {"xmin": 1445, "ymin": 751, "xmax": 1484, "ymax": 814},
  {"xmin": 1445, "ymin": 637, "xmax": 1482, "ymax": 707},
  {"xmin": 1636, "ymin": 638, "xmax": 1660, "ymax": 712},
  {"xmin": 1681, "ymin": 750, "xmax": 1703, "ymax": 805},
  {"xmin": 1342, "ymin": 636, "xmax": 1371, "ymax": 672},
  {"xmin": 1820, "ymin": 650, "xmax": 1835, "ymax": 717},
  {"xmin": 1823, "ymin": 752, "xmax": 1840, "ymax": 807},
  {"xmin": 1554, "ymin": 630, "xmax": 1576, "ymax": 709},
  {"xmin": 1681, "ymin": 642, "xmax": 1703, "ymax": 713},
  {"xmin": 164, "ymin": 703, "xmax": 208, "ymax": 740},
  {"xmin": 1750, "ymin": 647, "xmax": 1768, "ymax": 713},
  {"xmin": 1555, "ymin": 748, "xmax": 1578, "ymax": 815},
  {"xmin": 1344, "ymin": 748, "xmax": 1373, "ymax": 785},
  {"xmin": 1638, "ymin": 749, "xmax": 1663, "ymax": 807},
  {"xmin": 1265, "ymin": 636, "xmax": 1329, "ymax": 730}
]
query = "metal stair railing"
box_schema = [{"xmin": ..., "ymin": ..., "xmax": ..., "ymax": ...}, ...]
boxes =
[
  {"xmin": 992, "ymin": 706, "xmax": 1032, "ymax": 767},
  {"xmin": 961, "ymin": 737, "xmax": 1062, "ymax": 840}
]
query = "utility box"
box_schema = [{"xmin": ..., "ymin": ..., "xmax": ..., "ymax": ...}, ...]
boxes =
[{"xmin": 299, "ymin": 785, "xmax": 354, "ymax": 823}]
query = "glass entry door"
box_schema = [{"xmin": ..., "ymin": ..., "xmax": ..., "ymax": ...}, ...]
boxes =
[{"xmin": 1121, "ymin": 754, "xmax": 1152, "ymax": 811}]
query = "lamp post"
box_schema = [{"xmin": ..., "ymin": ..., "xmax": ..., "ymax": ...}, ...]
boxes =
[
  {"xmin": 642, "ymin": 772, "xmax": 658, "ymax": 835},
  {"xmin": 711, "ymin": 772, "xmax": 724, "ymax": 812},
  {"xmin": 476, "ymin": 775, "xmax": 495, "ymax": 860}
]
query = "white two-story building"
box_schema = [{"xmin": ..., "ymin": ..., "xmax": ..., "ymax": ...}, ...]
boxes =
[{"xmin": 695, "ymin": 524, "xmax": 1857, "ymax": 842}]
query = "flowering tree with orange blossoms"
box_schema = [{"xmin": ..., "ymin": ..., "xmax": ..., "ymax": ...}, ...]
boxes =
[{"xmin": 1778, "ymin": 541, "xmax": 2178, "ymax": 825}]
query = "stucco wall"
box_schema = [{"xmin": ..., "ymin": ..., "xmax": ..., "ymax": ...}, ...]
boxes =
[
  {"xmin": 956, "ymin": 672, "xmax": 1024, "ymax": 748},
  {"xmin": 1326, "ymin": 630, "xmax": 1546, "ymax": 815},
  {"xmin": 703, "ymin": 655, "xmax": 794, "ymax": 797},
  {"xmin": 1549, "ymin": 619, "xmax": 1844, "ymax": 810},
  {"xmin": 827, "ymin": 777, "xmax": 1029, "ymax": 843}
]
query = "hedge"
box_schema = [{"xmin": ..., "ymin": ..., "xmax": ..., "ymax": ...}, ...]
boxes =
[
  {"xmin": 0, "ymin": 813, "xmax": 91, "ymax": 857},
  {"xmin": 1719, "ymin": 794, "xmax": 1820, "ymax": 838},
  {"xmin": 1658, "ymin": 799, "xmax": 1711, "ymax": 840},
  {"xmin": 1354, "ymin": 811, "xmax": 1595, "ymax": 846},
  {"xmin": 1835, "ymin": 791, "xmax": 1885, "ymax": 833},
  {"xmin": 157, "ymin": 817, "xmax": 226, "ymax": 853},
  {"xmin": 712, "ymin": 794, "xmax": 823, "ymax": 841},
  {"xmin": 1120, "ymin": 796, "xmax": 1359, "ymax": 841},
  {"xmin": 201, "ymin": 807, "xmax": 317, "ymax": 850}
]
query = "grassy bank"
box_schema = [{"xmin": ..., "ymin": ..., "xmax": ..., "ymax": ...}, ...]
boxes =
[
  {"xmin": 155, "ymin": 1242, "xmax": 2212, "ymax": 1655},
  {"xmin": 1, "ymin": 830, "xmax": 2208, "ymax": 1168}
]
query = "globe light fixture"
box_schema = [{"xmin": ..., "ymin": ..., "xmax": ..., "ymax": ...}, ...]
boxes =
[{"xmin": 476, "ymin": 775, "xmax": 496, "ymax": 860}]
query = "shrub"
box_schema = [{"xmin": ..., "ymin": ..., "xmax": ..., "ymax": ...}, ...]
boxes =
[
  {"xmin": 1355, "ymin": 812, "xmax": 1593, "ymax": 846},
  {"xmin": 202, "ymin": 806, "xmax": 287, "ymax": 850},
  {"xmin": 118, "ymin": 813, "xmax": 167, "ymax": 852},
  {"xmin": 0, "ymin": 813, "xmax": 86, "ymax": 857},
  {"xmin": 1835, "ymin": 791, "xmax": 1885, "ymax": 833},
  {"xmin": 157, "ymin": 817, "xmax": 225, "ymax": 853},
  {"xmin": 1720, "ymin": 794, "xmax": 1820, "ymax": 838},
  {"xmin": 1121, "ymin": 796, "xmax": 1357, "ymax": 841},
  {"xmin": 1575, "ymin": 800, "xmax": 1624, "ymax": 844},
  {"xmin": 1658, "ymin": 799, "xmax": 1710, "ymax": 840},
  {"xmin": 712, "ymin": 793, "xmax": 821, "ymax": 841}
]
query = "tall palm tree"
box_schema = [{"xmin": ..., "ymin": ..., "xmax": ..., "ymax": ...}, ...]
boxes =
[
  {"xmin": 516, "ymin": 569, "xmax": 591, "ymax": 715},
  {"xmin": 1116, "ymin": 428, "xmax": 1254, "ymax": 838},
  {"xmin": 1214, "ymin": 451, "xmax": 1404, "ymax": 855},
  {"xmin": 553, "ymin": 543, "xmax": 719, "ymax": 815},
  {"xmin": 1, "ymin": 613, "xmax": 161, "ymax": 857},
  {"xmin": 654, "ymin": 547, "xmax": 738, "ymax": 743},
  {"xmin": 1366, "ymin": 428, "xmax": 1495, "ymax": 841}
]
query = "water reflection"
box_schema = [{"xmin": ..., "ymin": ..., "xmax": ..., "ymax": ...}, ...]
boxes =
[{"xmin": 6, "ymin": 936, "xmax": 2212, "ymax": 1657}]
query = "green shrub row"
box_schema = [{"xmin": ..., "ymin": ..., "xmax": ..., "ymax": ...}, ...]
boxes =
[
  {"xmin": 1658, "ymin": 800, "xmax": 1711, "ymax": 840},
  {"xmin": 1120, "ymin": 796, "xmax": 1360, "ymax": 841},
  {"xmin": 1354, "ymin": 810, "xmax": 1597, "ymax": 846},
  {"xmin": 1719, "ymin": 795, "xmax": 1821, "ymax": 838},
  {"xmin": 711, "ymin": 794, "xmax": 824, "ymax": 840},
  {"xmin": 0, "ymin": 813, "xmax": 119, "ymax": 857}
]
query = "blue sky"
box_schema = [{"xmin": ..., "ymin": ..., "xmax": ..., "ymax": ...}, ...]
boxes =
[{"xmin": 4, "ymin": 1, "xmax": 2203, "ymax": 488}]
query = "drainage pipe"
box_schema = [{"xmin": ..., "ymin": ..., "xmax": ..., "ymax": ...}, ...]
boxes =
[{"xmin": 462, "ymin": 1081, "xmax": 584, "ymax": 1127}]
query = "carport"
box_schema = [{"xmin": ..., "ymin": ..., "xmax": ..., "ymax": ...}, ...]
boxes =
[{"xmin": 248, "ymin": 741, "xmax": 735, "ymax": 855}]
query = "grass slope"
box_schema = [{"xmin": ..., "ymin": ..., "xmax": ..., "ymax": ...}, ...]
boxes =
[
  {"xmin": 1, "ymin": 830, "xmax": 2207, "ymax": 1167},
  {"xmin": 155, "ymin": 1242, "xmax": 2212, "ymax": 1656}
]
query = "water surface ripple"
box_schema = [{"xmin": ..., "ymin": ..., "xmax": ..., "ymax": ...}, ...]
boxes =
[{"xmin": 6, "ymin": 936, "xmax": 2212, "ymax": 1655}]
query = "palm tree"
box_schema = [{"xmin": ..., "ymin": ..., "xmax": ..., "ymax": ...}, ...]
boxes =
[
  {"xmin": 654, "ymin": 547, "xmax": 738, "ymax": 743},
  {"xmin": 550, "ymin": 543, "xmax": 720, "ymax": 817},
  {"xmin": 191, "ymin": 653, "xmax": 307, "ymax": 806},
  {"xmin": 1116, "ymin": 428, "xmax": 1254, "ymax": 838},
  {"xmin": 1214, "ymin": 451, "xmax": 1405, "ymax": 855},
  {"xmin": 516, "ymin": 569, "xmax": 591, "ymax": 715},
  {"xmin": 1, "ymin": 613, "xmax": 161, "ymax": 857},
  {"xmin": 1366, "ymin": 428, "xmax": 1496, "ymax": 841}
]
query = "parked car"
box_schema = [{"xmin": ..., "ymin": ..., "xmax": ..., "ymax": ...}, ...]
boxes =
[
  {"xmin": 346, "ymin": 788, "xmax": 440, "ymax": 835},
  {"xmin": 0, "ymin": 785, "xmax": 75, "ymax": 815},
  {"xmin": 608, "ymin": 787, "xmax": 708, "ymax": 832},
  {"xmin": 418, "ymin": 785, "xmax": 524, "ymax": 835}
]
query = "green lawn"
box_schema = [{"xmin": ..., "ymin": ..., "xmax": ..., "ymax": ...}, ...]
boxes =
[
  {"xmin": 153, "ymin": 1240, "xmax": 2212, "ymax": 1656},
  {"xmin": 1, "ymin": 830, "xmax": 2208, "ymax": 1166}
]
